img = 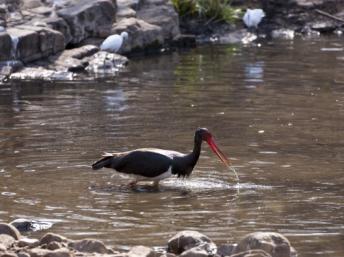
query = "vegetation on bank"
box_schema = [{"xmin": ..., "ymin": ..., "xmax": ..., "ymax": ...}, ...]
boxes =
[{"xmin": 171, "ymin": 0, "xmax": 243, "ymax": 24}]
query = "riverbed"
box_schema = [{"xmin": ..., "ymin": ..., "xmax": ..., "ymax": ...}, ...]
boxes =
[{"xmin": 0, "ymin": 37, "xmax": 343, "ymax": 257}]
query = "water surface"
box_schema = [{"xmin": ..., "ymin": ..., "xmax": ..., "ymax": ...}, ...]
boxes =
[{"xmin": 0, "ymin": 37, "xmax": 344, "ymax": 256}]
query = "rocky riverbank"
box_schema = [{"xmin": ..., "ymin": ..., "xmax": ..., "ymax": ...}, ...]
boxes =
[
  {"xmin": 0, "ymin": 0, "xmax": 344, "ymax": 81},
  {"xmin": 0, "ymin": 222, "xmax": 297, "ymax": 257}
]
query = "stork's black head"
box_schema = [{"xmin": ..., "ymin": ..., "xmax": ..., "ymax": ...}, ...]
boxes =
[{"xmin": 194, "ymin": 127, "xmax": 230, "ymax": 167}]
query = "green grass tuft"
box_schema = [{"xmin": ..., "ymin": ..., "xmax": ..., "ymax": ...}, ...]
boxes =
[{"xmin": 171, "ymin": 0, "xmax": 242, "ymax": 24}]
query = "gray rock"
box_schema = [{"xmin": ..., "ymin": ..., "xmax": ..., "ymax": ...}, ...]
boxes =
[
  {"xmin": 85, "ymin": 51, "xmax": 128, "ymax": 74},
  {"xmin": 0, "ymin": 223, "xmax": 21, "ymax": 240},
  {"xmin": 180, "ymin": 244, "xmax": 216, "ymax": 257},
  {"xmin": 111, "ymin": 17, "xmax": 163, "ymax": 53},
  {"xmin": 57, "ymin": 0, "xmax": 116, "ymax": 44},
  {"xmin": 6, "ymin": 26, "xmax": 64, "ymax": 63},
  {"xmin": 28, "ymin": 248, "xmax": 72, "ymax": 257},
  {"xmin": 17, "ymin": 252, "xmax": 31, "ymax": 257},
  {"xmin": 17, "ymin": 237, "xmax": 40, "ymax": 248},
  {"xmin": 0, "ymin": 234, "xmax": 15, "ymax": 249},
  {"xmin": 136, "ymin": 0, "xmax": 179, "ymax": 41},
  {"xmin": 116, "ymin": 6, "xmax": 137, "ymax": 21},
  {"xmin": 271, "ymin": 29, "xmax": 295, "ymax": 40},
  {"xmin": 69, "ymin": 239, "xmax": 112, "ymax": 254},
  {"xmin": 0, "ymin": 32, "xmax": 12, "ymax": 61},
  {"xmin": 167, "ymin": 231, "xmax": 216, "ymax": 255},
  {"xmin": 127, "ymin": 246, "xmax": 156, "ymax": 257},
  {"xmin": 42, "ymin": 17, "xmax": 72, "ymax": 45},
  {"xmin": 39, "ymin": 233, "xmax": 68, "ymax": 246},
  {"xmin": 9, "ymin": 67, "xmax": 74, "ymax": 81},
  {"xmin": 0, "ymin": 251, "xmax": 17, "ymax": 257},
  {"xmin": 234, "ymin": 232, "xmax": 294, "ymax": 257}
]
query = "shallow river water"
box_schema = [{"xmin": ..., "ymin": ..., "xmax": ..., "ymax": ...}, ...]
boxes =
[{"xmin": 0, "ymin": 37, "xmax": 344, "ymax": 256}]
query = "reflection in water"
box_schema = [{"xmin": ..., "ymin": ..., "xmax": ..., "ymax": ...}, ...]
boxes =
[{"xmin": 1, "ymin": 38, "xmax": 344, "ymax": 257}]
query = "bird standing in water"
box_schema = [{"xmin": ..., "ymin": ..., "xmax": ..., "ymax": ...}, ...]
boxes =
[
  {"xmin": 100, "ymin": 31, "xmax": 129, "ymax": 53},
  {"xmin": 92, "ymin": 128, "xmax": 230, "ymax": 187}
]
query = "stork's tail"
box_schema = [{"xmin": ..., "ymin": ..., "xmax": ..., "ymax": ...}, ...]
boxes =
[{"xmin": 92, "ymin": 156, "xmax": 114, "ymax": 170}]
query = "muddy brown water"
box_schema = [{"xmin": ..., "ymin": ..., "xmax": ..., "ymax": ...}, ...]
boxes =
[{"xmin": 0, "ymin": 37, "xmax": 344, "ymax": 256}]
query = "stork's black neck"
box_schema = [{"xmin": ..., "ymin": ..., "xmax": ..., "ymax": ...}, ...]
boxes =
[{"xmin": 172, "ymin": 133, "xmax": 203, "ymax": 177}]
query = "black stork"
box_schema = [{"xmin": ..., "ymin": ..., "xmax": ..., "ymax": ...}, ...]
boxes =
[{"xmin": 92, "ymin": 128, "xmax": 230, "ymax": 187}]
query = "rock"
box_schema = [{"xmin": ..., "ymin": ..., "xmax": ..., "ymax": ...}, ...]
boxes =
[
  {"xmin": 0, "ymin": 243, "xmax": 6, "ymax": 251},
  {"xmin": 111, "ymin": 17, "xmax": 163, "ymax": 53},
  {"xmin": 167, "ymin": 231, "xmax": 216, "ymax": 255},
  {"xmin": 47, "ymin": 242, "xmax": 63, "ymax": 251},
  {"xmin": 234, "ymin": 232, "xmax": 294, "ymax": 257},
  {"xmin": 310, "ymin": 21, "xmax": 337, "ymax": 33},
  {"xmin": 218, "ymin": 30, "xmax": 257, "ymax": 44},
  {"xmin": 42, "ymin": 17, "xmax": 72, "ymax": 45},
  {"xmin": 17, "ymin": 252, "xmax": 31, "ymax": 257},
  {"xmin": 271, "ymin": 29, "xmax": 295, "ymax": 40},
  {"xmin": 0, "ymin": 251, "xmax": 17, "ymax": 257},
  {"xmin": 28, "ymin": 248, "xmax": 72, "ymax": 257},
  {"xmin": 0, "ymin": 223, "xmax": 21, "ymax": 240},
  {"xmin": 17, "ymin": 237, "xmax": 40, "ymax": 248},
  {"xmin": 39, "ymin": 233, "xmax": 68, "ymax": 246},
  {"xmin": 230, "ymin": 249, "xmax": 272, "ymax": 257},
  {"xmin": 62, "ymin": 45, "xmax": 99, "ymax": 59},
  {"xmin": 69, "ymin": 239, "xmax": 112, "ymax": 254},
  {"xmin": 136, "ymin": 0, "xmax": 179, "ymax": 41},
  {"xmin": 0, "ymin": 33, "xmax": 12, "ymax": 61},
  {"xmin": 127, "ymin": 246, "xmax": 156, "ymax": 257},
  {"xmin": 6, "ymin": 26, "xmax": 64, "ymax": 63},
  {"xmin": 57, "ymin": 0, "xmax": 116, "ymax": 44},
  {"xmin": 180, "ymin": 244, "xmax": 216, "ymax": 257},
  {"xmin": 0, "ymin": 234, "xmax": 15, "ymax": 249},
  {"xmin": 217, "ymin": 244, "xmax": 236, "ymax": 257},
  {"xmin": 85, "ymin": 51, "xmax": 128, "ymax": 74}
]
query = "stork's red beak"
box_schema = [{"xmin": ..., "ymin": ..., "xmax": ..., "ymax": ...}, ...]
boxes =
[{"xmin": 206, "ymin": 137, "xmax": 230, "ymax": 167}]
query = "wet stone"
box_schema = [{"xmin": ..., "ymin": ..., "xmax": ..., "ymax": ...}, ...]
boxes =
[
  {"xmin": 234, "ymin": 232, "xmax": 293, "ymax": 257},
  {"xmin": 40, "ymin": 233, "xmax": 68, "ymax": 246},
  {"xmin": 0, "ymin": 234, "xmax": 15, "ymax": 249},
  {"xmin": 0, "ymin": 223, "xmax": 21, "ymax": 240},
  {"xmin": 167, "ymin": 231, "xmax": 216, "ymax": 255},
  {"xmin": 69, "ymin": 239, "xmax": 112, "ymax": 254},
  {"xmin": 127, "ymin": 246, "xmax": 156, "ymax": 257}
]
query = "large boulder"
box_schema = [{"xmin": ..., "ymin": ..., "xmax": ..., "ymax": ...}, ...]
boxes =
[
  {"xmin": 57, "ymin": 0, "xmax": 116, "ymax": 44},
  {"xmin": 111, "ymin": 17, "xmax": 163, "ymax": 53},
  {"xmin": 0, "ymin": 32, "xmax": 12, "ymax": 61},
  {"xmin": 136, "ymin": 0, "xmax": 180, "ymax": 41},
  {"xmin": 167, "ymin": 231, "xmax": 216, "ymax": 255},
  {"xmin": 42, "ymin": 17, "xmax": 73, "ymax": 45},
  {"xmin": 0, "ymin": 223, "xmax": 21, "ymax": 240},
  {"xmin": 233, "ymin": 232, "xmax": 295, "ymax": 257},
  {"xmin": 6, "ymin": 26, "xmax": 64, "ymax": 63}
]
